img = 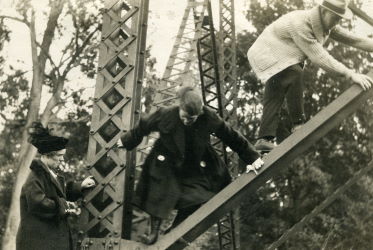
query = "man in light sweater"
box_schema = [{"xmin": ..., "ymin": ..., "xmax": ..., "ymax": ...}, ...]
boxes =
[{"xmin": 247, "ymin": 0, "xmax": 373, "ymax": 151}]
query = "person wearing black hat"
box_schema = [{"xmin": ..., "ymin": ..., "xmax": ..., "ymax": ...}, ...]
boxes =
[
  {"xmin": 16, "ymin": 122, "xmax": 96, "ymax": 250},
  {"xmin": 247, "ymin": 0, "xmax": 373, "ymax": 152},
  {"xmin": 119, "ymin": 86, "xmax": 263, "ymax": 245}
]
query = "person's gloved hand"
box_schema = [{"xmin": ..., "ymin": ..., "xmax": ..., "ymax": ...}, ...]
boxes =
[
  {"xmin": 81, "ymin": 176, "xmax": 96, "ymax": 189},
  {"xmin": 246, "ymin": 158, "xmax": 264, "ymax": 175},
  {"xmin": 65, "ymin": 201, "xmax": 81, "ymax": 216}
]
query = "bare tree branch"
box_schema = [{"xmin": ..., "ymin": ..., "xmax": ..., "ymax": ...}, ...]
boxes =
[
  {"xmin": 0, "ymin": 15, "xmax": 29, "ymax": 26},
  {"xmin": 58, "ymin": 37, "xmax": 75, "ymax": 67},
  {"xmin": 62, "ymin": 25, "xmax": 100, "ymax": 77},
  {"xmin": 0, "ymin": 112, "xmax": 8, "ymax": 121},
  {"xmin": 35, "ymin": 41, "xmax": 60, "ymax": 76}
]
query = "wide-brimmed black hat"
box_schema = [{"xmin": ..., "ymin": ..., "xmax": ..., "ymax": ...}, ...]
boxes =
[{"xmin": 28, "ymin": 122, "xmax": 68, "ymax": 154}]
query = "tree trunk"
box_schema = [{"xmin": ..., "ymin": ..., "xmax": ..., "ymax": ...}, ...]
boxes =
[{"xmin": 1, "ymin": 2, "xmax": 65, "ymax": 249}]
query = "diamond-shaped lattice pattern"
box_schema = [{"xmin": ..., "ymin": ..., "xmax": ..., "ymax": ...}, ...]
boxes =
[
  {"xmin": 113, "ymin": 28, "xmax": 130, "ymax": 46},
  {"xmin": 88, "ymin": 221, "xmax": 110, "ymax": 238},
  {"xmin": 98, "ymin": 120, "xmax": 120, "ymax": 143},
  {"xmin": 82, "ymin": 0, "xmax": 148, "ymax": 245},
  {"xmin": 102, "ymin": 88, "xmax": 124, "ymax": 109},
  {"xmin": 107, "ymin": 57, "xmax": 127, "ymax": 77},
  {"xmin": 93, "ymin": 154, "xmax": 117, "ymax": 177},
  {"xmin": 91, "ymin": 190, "xmax": 114, "ymax": 212}
]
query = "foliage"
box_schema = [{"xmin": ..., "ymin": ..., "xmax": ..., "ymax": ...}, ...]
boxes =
[
  {"xmin": 0, "ymin": 0, "xmax": 372, "ymax": 249},
  {"xmin": 0, "ymin": 0, "xmax": 102, "ymax": 243},
  {"xmin": 233, "ymin": 1, "xmax": 373, "ymax": 250}
]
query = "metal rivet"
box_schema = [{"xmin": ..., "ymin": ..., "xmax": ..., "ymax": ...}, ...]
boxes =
[
  {"xmin": 89, "ymin": 130, "xmax": 94, "ymax": 135},
  {"xmin": 117, "ymin": 200, "xmax": 122, "ymax": 204},
  {"xmin": 98, "ymin": 67, "xmax": 102, "ymax": 71},
  {"xmin": 120, "ymin": 164, "xmax": 125, "ymax": 168},
  {"xmin": 98, "ymin": 215, "xmax": 102, "ymax": 219},
  {"xmin": 114, "ymin": 241, "xmax": 119, "ymax": 245}
]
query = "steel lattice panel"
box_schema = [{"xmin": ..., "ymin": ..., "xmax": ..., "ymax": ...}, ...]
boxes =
[
  {"xmin": 216, "ymin": 1, "xmax": 240, "ymax": 249},
  {"xmin": 196, "ymin": 1, "xmax": 239, "ymax": 249},
  {"xmin": 79, "ymin": 0, "xmax": 148, "ymax": 249}
]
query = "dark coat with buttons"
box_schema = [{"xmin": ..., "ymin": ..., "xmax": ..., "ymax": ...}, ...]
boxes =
[
  {"xmin": 16, "ymin": 160, "xmax": 82, "ymax": 250},
  {"xmin": 121, "ymin": 106, "xmax": 260, "ymax": 219}
]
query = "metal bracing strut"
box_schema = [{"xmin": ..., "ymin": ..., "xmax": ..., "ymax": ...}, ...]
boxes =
[
  {"xmin": 267, "ymin": 160, "xmax": 373, "ymax": 250},
  {"xmin": 80, "ymin": 0, "xmax": 149, "ymax": 249}
]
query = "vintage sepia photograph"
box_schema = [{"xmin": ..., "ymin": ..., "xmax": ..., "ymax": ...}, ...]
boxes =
[{"xmin": 0, "ymin": 0, "xmax": 372, "ymax": 249}]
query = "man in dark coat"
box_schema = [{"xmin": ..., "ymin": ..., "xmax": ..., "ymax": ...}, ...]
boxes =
[
  {"xmin": 120, "ymin": 86, "xmax": 263, "ymax": 244},
  {"xmin": 16, "ymin": 122, "xmax": 95, "ymax": 250}
]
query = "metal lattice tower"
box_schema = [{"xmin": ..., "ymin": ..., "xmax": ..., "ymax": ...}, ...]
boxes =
[
  {"xmin": 196, "ymin": 0, "xmax": 240, "ymax": 249},
  {"xmin": 216, "ymin": 0, "xmax": 240, "ymax": 249},
  {"xmin": 79, "ymin": 0, "xmax": 149, "ymax": 249},
  {"xmin": 219, "ymin": 0, "xmax": 238, "ymax": 124}
]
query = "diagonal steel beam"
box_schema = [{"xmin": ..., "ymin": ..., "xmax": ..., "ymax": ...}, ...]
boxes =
[{"xmin": 151, "ymin": 71, "xmax": 373, "ymax": 249}]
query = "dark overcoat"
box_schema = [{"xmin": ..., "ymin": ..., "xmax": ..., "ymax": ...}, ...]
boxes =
[
  {"xmin": 16, "ymin": 160, "xmax": 82, "ymax": 250},
  {"xmin": 121, "ymin": 105, "xmax": 260, "ymax": 219}
]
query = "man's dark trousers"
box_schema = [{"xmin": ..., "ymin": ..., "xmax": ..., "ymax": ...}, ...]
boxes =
[{"xmin": 258, "ymin": 64, "xmax": 305, "ymax": 138}]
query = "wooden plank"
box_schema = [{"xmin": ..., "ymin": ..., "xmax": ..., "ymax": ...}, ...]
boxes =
[{"xmin": 152, "ymin": 71, "xmax": 373, "ymax": 249}]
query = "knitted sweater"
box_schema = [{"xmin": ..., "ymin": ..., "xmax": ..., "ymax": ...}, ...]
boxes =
[{"xmin": 247, "ymin": 6, "xmax": 373, "ymax": 83}]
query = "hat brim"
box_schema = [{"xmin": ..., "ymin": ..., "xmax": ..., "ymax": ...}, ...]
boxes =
[{"xmin": 320, "ymin": 4, "xmax": 353, "ymax": 19}]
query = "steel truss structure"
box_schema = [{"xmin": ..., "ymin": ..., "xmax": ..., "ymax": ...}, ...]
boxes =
[
  {"xmin": 81, "ymin": 1, "xmax": 373, "ymax": 249},
  {"xmin": 79, "ymin": 0, "xmax": 149, "ymax": 249}
]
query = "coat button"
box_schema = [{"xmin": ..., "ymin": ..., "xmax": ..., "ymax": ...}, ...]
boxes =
[
  {"xmin": 157, "ymin": 155, "xmax": 165, "ymax": 161},
  {"xmin": 200, "ymin": 161, "xmax": 206, "ymax": 168}
]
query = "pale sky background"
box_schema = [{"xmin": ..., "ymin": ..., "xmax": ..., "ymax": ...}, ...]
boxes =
[{"xmin": 0, "ymin": 0, "xmax": 372, "ymax": 128}]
